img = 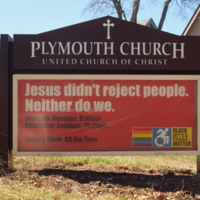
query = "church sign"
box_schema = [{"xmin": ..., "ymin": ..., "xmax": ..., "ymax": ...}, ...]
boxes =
[
  {"xmin": 13, "ymin": 74, "xmax": 198, "ymax": 155},
  {"xmin": 13, "ymin": 17, "xmax": 199, "ymax": 72},
  {"xmin": 0, "ymin": 17, "xmax": 200, "ymax": 158}
]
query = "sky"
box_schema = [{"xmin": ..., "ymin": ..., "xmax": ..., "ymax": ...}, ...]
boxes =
[{"xmin": 0, "ymin": 0, "xmax": 198, "ymax": 37}]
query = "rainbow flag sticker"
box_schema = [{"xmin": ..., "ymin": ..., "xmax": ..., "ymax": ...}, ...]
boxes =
[{"xmin": 132, "ymin": 128, "xmax": 152, "ymax": 147}]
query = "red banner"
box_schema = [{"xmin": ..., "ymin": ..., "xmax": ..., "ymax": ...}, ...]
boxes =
[{"xmin": 17, "ymin": 78, "xmax": 196, "ymax": 151}]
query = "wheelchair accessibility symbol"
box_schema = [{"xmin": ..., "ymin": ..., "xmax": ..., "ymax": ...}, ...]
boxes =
[{"xmin": 153, "ymin": 128, "xmax": 172, "ymax": 147}]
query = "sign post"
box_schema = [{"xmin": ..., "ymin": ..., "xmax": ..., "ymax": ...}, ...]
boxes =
[
  {"xmin": 0, "ymin": 35, "xmax": 13, "ymax": 169},
  {"xmin": 197, "ymin": 156, "xmax": 200, "ymax": 174}
]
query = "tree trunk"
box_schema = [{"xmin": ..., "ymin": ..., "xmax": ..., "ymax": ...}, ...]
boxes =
[
  {"xmin": 130, "ymin": 0, "xmax": 140, "ymax": 23},
  {"xmin": 112, "ymin": 0, "xmax": 123, "ymax": 19},
  {"xmin": 158, "ymin": 0, "xmax": 172, "ymax": 30}
]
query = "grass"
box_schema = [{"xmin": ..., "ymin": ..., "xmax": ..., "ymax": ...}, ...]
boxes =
[
  {"xmin": 0, "ymin": 185, "xmax": 127, "ymax": 200},
  {"xmin": 0, "ymin": 185, "xmax": 82, "ymax": 200},
  {"xmin": 0, "ymin": 156, "xmax": 196, "ymax": 200},
  {"xmin": 31, "ymin": 155, "xmax": 196, "ymax": 170}
]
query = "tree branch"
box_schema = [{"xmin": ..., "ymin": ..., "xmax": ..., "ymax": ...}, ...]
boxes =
[{"xmin": 158, "ymin": 0, "xmax": 172, "ymax": 30}]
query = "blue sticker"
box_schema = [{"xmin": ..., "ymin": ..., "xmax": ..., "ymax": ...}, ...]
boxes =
[{"xmin": 152, "ymin": 128, "xmax": 172, "ymax": 147}]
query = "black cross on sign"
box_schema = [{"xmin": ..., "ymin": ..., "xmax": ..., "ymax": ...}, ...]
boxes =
[{"xmin": 103, "ymin": 19, "xmax": 115, "ymax": 40}]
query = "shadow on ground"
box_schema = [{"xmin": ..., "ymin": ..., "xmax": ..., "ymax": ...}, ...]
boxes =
[{"xmin": 32, "ymin": 168, "xmax": 200, "ymax": 195}]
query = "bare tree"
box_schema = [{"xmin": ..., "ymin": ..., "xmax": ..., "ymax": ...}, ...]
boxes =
[
  {"xmin": 83, "ymin": 0, "xmax": 139, "ymax": 22},
  {"xmin": 83, "ymin": 0, "xmax": 200, "ymax": 30},
  {"xmin": 158, "ymin": 0, "xmax": 200, "ymax": 30}
]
